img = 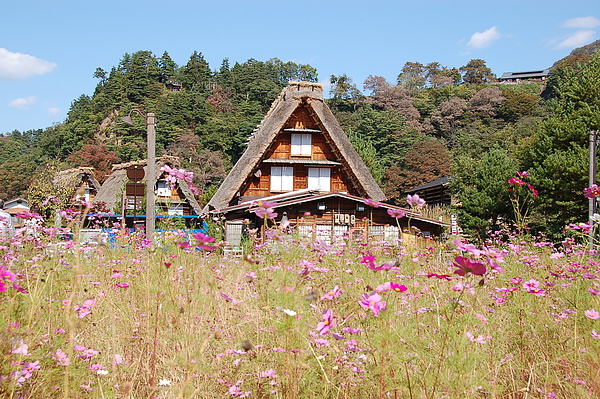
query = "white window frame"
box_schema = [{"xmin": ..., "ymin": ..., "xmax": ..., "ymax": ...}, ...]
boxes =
[
  {"xmin": 291, "ymin": 133, "xmax": 312, "ymax": 156},
  {"xmin": 271, "ymin": 166, "xmax": 294, "ymax": 191},
  {"xmin": 307, "ymin": 168, "xmax": 331, "ymax": 191},
  {"xmin": 156, "ymin": 180, "xmax": 172, "ymax": 197}
]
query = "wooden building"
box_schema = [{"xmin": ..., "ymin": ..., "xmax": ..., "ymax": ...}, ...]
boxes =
[
  {"xmin": 92, "ymin": 156, "xmax": 202, "ymax": 227},
  {"xmin": 206, "ymin": 82, "xmax": 449, "ymax": 245},
  {"xmin": 53, "ymin": 167, "xmax": 101, "ymax": 206},
  {"xmin": 405, "ymin": 176, "xmax": 452, "ymax": 206}
]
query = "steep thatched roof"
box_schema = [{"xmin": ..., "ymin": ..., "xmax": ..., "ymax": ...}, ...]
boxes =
[
  {"xmin": 92, "ymin": 156, "xmax": 202, "ymax": 215},
  {"xmin": 206, "ymin": 81, "xmax": 386, "ymax": 210},
  {"xmin": 52, "ymin": 167, "xmax": 101, "ymax": 202}
]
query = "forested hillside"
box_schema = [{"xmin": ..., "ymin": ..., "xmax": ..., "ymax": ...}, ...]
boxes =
[{"xmin": 1, "ymin": 42, "xmax": 600, "ymax": 240}]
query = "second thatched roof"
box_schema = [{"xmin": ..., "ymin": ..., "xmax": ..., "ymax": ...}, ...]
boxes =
[{"xmin": 92, "ymin": 156, "xmax": 202, "ymax": 215}]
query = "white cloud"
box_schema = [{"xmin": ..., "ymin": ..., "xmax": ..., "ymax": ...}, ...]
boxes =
[
  {"xmin": 47, "ymin": 107, "xmax": 61, "ymax": 117},
  {"xmin": 0, "ymin": 48, "xmax": 57, "ymax": 81},
  {"xmin": 562, "ymin": 16, "xmax": 600, "ymax": 29},
  {"xmin": 555, "ymin": 30, "xmax": 597, "ymax": 49},
  {"xmin": 467, "ymin": 26, "xmax": 501, "ymax": 49},
  {"xmin": 8, "ymin": 96, "xmax": 37, "ymax": 110}
]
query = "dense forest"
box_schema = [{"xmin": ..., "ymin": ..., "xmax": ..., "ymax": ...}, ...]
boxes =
[{"xmin": 1, "ymin": 40, "xmax": 600, "ymax": 241}]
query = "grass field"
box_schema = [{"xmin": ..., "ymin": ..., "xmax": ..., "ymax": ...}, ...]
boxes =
[{"xmin": 1, "ymin": 218, "xmax": 599, "ymax": 398}]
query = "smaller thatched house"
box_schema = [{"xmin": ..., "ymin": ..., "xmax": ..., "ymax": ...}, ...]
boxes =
[
  {"xmin": 92, "ymin": 156, "xmax": 202, "ymax": 228},
  {"xmin": 53, "ymin": 167, "xmax": 102, "ymax": 207}
]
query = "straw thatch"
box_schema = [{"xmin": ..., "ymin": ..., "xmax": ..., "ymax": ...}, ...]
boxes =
[
  {"xmin": 52, "ymin": 167, "xmax": 101, "ymax": 203},
  {"xmin": 92, "ymin": 156, "xmax": 202, "ymax": 215},
  {"xmin": 206, "ymin": 81, "xmax": 386, "ymax": 211}
]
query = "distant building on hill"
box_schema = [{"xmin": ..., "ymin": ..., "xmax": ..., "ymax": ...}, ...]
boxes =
[
  {"xmin": 498, "ymin": 69, "xmax": 550, "ymax": 83},
  {"xmin": 405, "ymin": 176, "xmax": 452, "ymax": 207}
]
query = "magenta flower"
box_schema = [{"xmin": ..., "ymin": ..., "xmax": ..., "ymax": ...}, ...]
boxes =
[
  {"xmin": 516, "ymin": 171, "xmax": 530, "ymax": 178},
  {"xmin": 584, "ymin": 184, "xmax": 600, "ymax": 199},
  {"xmin": 387, "ymin": 208, "xmax": 406, "ymax": 219},
  {"xmin": 0, "ymin": 268, "xmax": 16, "ymax": 292},
  {"xmin": 508, "ymin": 177, "xmax": 525, "ymax": 186},
  {"xmin": 364, "ymin": 198, "xmax": 381, "ymax": 208},
  {"xmin": 527, "ymin": 184, "xmax": 539, "ymax": 197},
  {"xmin": 453, "ymin": 256, "xmax": 486, "ymax": 276},
  {"xmin": 358, "ymin": 292, "xmax": 387, "ymax": 316},
  {"xmin": 390, "ymin": 282, "xmax": 408, "ymax": 293},
  {"xmin": 192, "ymin": 232, "xmax": 217, "ymax": 251},
  {"xmin": 406, "ymin": 194, "xmax": 425, "ymax": 207},
  {"xmin": 316, "ymin": 308, "xmax": 335, "ymax": 335}
]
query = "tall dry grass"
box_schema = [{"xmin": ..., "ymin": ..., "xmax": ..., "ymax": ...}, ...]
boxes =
[{"xmin": 1, "ymin": 224, "xmax": 599, "ymax": 398}]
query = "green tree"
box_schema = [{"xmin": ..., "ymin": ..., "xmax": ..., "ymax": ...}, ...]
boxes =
[
  {"xmin": 397, "ymin": 62, "xmax": 426, "ymax": 90},
  {"xmin": 180, "ymin": 51, "xmax": 212, "ymax": 92},
  {"xmin": 519, "ymin": 53, "xmax": 600, "ymax": 238},
  {"xmin": 451, "ymin": 147, "xmax": 516, "ymax": 240},
  {"xmin": 459, "ymin": 59, "xmax": 495, "ymax": 84}
]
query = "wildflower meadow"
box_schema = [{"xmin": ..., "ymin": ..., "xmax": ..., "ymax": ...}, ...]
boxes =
[{"xmin": 1, "ymin": 194, "xmax": 600, "ymax": 398}]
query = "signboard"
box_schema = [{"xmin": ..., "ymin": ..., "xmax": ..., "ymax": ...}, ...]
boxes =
[{"xmin": 126, "ymin": 165, "xmax": 145, "ymax": 183}]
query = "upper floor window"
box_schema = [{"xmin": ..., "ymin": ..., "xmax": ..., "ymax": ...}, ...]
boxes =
[
  {"xmin": 308, "ymin": 167, "xmax": 330, "ymax": 191},
  {"xmin": 291, "ymin": 133, "xmax": 311, "ymax": 156},
  {"xmin": 271, "ymin": 166, "xmax": 294, "ymax": 191}
]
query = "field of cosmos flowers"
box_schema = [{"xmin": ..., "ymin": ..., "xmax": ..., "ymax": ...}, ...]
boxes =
[{"xmin": 1, "ymin": 193, "xmax": 600, "ymax": 399}]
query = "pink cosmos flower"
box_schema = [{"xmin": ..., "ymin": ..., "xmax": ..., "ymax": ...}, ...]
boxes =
[
  {"xmin": 427, "ymin": 273, "xmax": 452, "ymax": 280},
  {"xmin": 321, "ymin": 285, "xmax": 343, "ymax": 300},
  {"xmin": 316, "ymin": 308, "xmax": 335, "ymax": 336},
  {"xmin": 406, "ymin": 194, "xmax": 426, "ymax": 207},
  {"xmin": 390, "ymin": 282, "xmax": 408, "ymax": 293},
  {"xmin": 585, "ymin": 309, "xmax": 600, "ymax": 320},
  {"xmin": 220, "ymin": 292, "xmax": 242, "ymax": 303},
  {"xmin": 364, "ymin": 198, "xmax": 381, "ymax": 208},
  {"xmin": 358, "ymin": 292, "xmax": 387, "ymax": 316},
  {"xmin": 466, "ymin": 332, "xmax": 488, "ymax": 344},
  {"xmin": 453, "ymin": 239, "xmax": 483, "ymax": 256},
  {"xmin": 0, "ymin": 268, "xmax": 16, "ymax": 292},
  {"xmin": 52, "ymin": 349, "xmax": 70, "ymax": 366},
  {"xmin": 250, "ymin": 200, "xmax": 278, "ymax": 220},
  {"xmin": 387, "ymin": 208, "xmax": 406, "ymax": 219},
  {"xmin": 508, "ymin": 177, "xmax": 525, "ymax": 186},
  {"xmin": 584, "ymin": 184, "xmax": 600, "ymax": 199},
  {"xmin": 453, "ymin": 256, "xmax": 486, "ymax": 276},
  {"xmin": 192, "ymin": 232, "xmax": 217, "ymax": 251},
  {"xmin": 527, "ymin": 184, "xmax": 539, "ymax": 197}
]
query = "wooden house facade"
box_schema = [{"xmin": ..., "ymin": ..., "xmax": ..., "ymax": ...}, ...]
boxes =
[{"xmin": 207, "ymin": 82, "xmax": 449, "ymax": 246}]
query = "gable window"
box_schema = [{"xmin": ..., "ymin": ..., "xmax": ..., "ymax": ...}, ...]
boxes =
[
  {"xmin": 271, "ymin": 166, "xmax": 294, "ymax": 191},
  {"xmin": 308, "ymin": 168, "xmax": 330, "ymax": 191},
  {"xmin": 291, "ymin": 133, "xmax": 311, "ymax": 156},
  {"xmin": 156, "ymin": 180, "xmax": 172, "ymax": 197}
]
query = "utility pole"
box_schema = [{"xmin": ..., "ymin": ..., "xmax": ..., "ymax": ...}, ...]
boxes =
[
  {"xmin": 146, "ymin": 113, "xmax": 156, "ymax": 240},
  {"xmin": 122, "ymin": 110, "xmax": 156, "ymax": 241},
  {"xmin": 589, "ymin": 130, "xmax": 597, "ymax": 246}
]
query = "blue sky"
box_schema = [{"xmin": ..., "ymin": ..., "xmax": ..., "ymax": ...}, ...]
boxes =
[{"xmin": 1, "ymin": 0, "xmax": 598, "ymax": 134}]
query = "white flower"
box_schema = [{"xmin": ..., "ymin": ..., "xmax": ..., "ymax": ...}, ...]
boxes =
[
  {"xmin": 275, "ymin": 305, "xmax": 297, "ymax": 316},
  {"xmin": 158, "ymin": 379, "xmax": 172, "ymax": 386},
  {"xmin": 97, "ymin": 370, "xmax": 108, "ymax": 375}
]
